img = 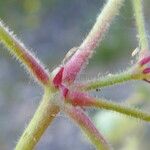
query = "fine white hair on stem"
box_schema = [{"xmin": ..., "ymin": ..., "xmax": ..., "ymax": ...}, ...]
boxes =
[
  {"xmin": 80, "ymin": 0, "xmax": 124, "ymax": 51},
  {"xmin": 0, "ymin": 19, "xmax": 50, "ymax": 85},
  {"xmin": 63, "ymin": 0, "xmax": 125, "ymax": 84},
  {"xmin": 132, "ymin": 0, "xmax": 149, "ymax": 51}
]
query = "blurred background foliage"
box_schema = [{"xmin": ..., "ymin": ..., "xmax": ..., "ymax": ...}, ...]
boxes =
[{"xmin": 0, "ymin": 0, "xmax": 150, "ymax": 149}]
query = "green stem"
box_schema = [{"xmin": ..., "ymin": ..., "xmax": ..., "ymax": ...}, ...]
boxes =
[
  {"xmin": 0, "ymin": 20, "xmax": 50, "ymax": 85},
  {"xmin": 15, "ymin": 87, "xmax": 59, "ymax": 150},
  {"xmin": 81, "ymin": 69, "xmax": 136, "ymax": 91},
  {"xmin": 132, "ymin": 0, "xmax": 149, "ymax": 50},
  {"xmin": 65, "ymin": 89, "xmax": 150, "ymax": 122},
  {"xmin": 63, "ymin": 105, "xmax": 111, "ymax": 150},
  {"xmin": 89, "ymin": 99, "xmax": 150, "ymax": 122}
]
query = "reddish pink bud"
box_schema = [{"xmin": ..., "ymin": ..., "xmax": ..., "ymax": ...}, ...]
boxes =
[{"xmin": 138, "ymin": 54, "xmax": 150, "ymax": 83}]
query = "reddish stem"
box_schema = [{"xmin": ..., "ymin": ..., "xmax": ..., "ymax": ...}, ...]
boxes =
[
  {"xmin": 22, "ymin": 51, "xmax": 50, "ymax": 85},
  {"xmin": 139, "ymin": 55, "xmax": 150, "ymax": 66},
  {"xmin": 143, "ymin": 68, "xmax": 150, "ymax": 74},
  {"xmin": 64, "ymin": 105, "xmax": 110, "ymax": 150}
]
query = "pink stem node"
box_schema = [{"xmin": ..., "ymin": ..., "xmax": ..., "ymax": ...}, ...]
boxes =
[{"xmin": 66, "ymin": 90, "xmax": 94, "ymax": 106}]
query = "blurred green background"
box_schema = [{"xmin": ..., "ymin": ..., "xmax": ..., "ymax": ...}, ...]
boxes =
[{"xmin": 0, "ymin": 0, "xmax": 150, "ymax": 149}]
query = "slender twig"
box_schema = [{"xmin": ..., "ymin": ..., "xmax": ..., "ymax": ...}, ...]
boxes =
[
  {"xmin": 15, "ymin": 87, "xmax": 60, "ymax": 150},
  {"xmin": 63, "ymin": 105, "xmax": 111, "ymax": 150}
]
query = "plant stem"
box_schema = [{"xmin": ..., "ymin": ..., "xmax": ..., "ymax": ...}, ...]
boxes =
[
  {"xmin": 88, "ymin": 99, "xmax": 150, "ymax": 122},
  {"xmin": 15, "ymin": 87, "xmax": 59, "ymax": 150},
  {"xmin": 63, "ymin": 0, "xmax": 124, "ymax": 84},
  {"xmin": 79, "ymin": 69, "xmax": 135, "ymax": 91},
  {"xmin": 0, "ymin": 20, "xmax": 50, "ymax": 85},
  {"xmin": 132, "ymin": 0, "xmax": 149, "ymax": 51},
  {"xmin": 66, "ymin": 90, "xmax": 150, "ymax": 122},
  {"xmin": 64, "ymin": 105, "xmax": 110, "ymax": 150}
]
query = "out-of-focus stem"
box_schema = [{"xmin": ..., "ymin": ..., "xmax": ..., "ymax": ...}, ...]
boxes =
[
  {"xmin": 64, "ymin": 105, "xmax": 110, "ymax": 150},
  {"xmin": 132, "ymin": 0, "xmax": 149, "ymax": 53},
  {"xmin": 15, "ymin": 87, "xmax": 60, "ymax": 150}
]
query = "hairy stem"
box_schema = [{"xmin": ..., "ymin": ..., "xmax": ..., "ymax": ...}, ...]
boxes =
[
  {"xmin": 132, "ymin": 0, "xmax": 149, "ymax": 52},
  {"xmin": 0, "ymin": 20, "xmax": 50, "ymax": 85},
  {"xmin": 77, "ymin": 63, "xmax": 150, "ymax": 91},
  {"xmin": 15, "ymin": 87, "xmax": 59, "ymax": 150},
  {"xmin": 63, "ymin": 105, "xmax": 110, "ymax": 150},
  {"xmin": 66, "ymin": 90, "xmax": 150, "ymax": 122},
  {"xmin": 78, "ymin": 69, "xmax": 138, "ymax": 91},
  {"xmin": 86, "ymin": 99, "xmax": 150, "ymax": 122},
  {"xmin": 63, "ymin": 0, "xmax": 124, "ymax": 84}
]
